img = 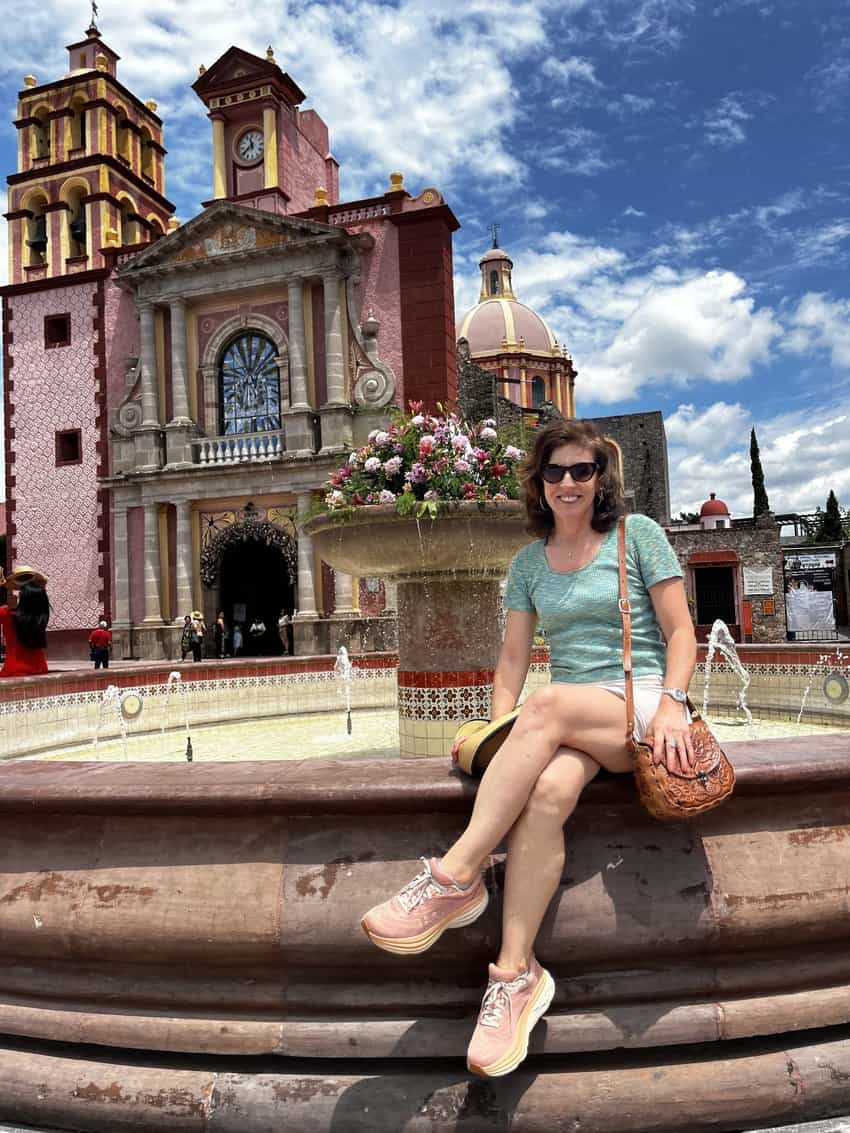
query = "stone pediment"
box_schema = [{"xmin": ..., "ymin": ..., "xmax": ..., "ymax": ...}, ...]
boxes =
[
  {"xmin": 116, "ymin": 203, "xmax": 351, "ymax": 279},
  {"xmin": 192, "ymin": 46, "xmax": 306, "ymax": 107}
]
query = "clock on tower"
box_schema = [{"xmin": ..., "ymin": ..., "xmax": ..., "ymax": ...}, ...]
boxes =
[{"xmin": 236, "ymin": 128, "xmax": 264, "ymax": 164}]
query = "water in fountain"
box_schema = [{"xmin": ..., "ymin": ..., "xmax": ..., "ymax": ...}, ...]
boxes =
[
  {"xmin": 333, "ymin": 646, "xmax": 353, "ymax": 735},
  {"xmin": 162, "ymin": 671, "xmax": 194, "ymax": 761},
  {"xmin": 93, "ymin": 685, "xmax": 128, "ymax": 758},
  {"xmin": 702, "ymin": 619, "xmax": 755, "ymax": 732}
]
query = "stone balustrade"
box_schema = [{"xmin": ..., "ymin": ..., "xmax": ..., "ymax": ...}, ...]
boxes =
[{"xmin": 193, "ymin": 429, "xmax": 285, "ymax": 465}]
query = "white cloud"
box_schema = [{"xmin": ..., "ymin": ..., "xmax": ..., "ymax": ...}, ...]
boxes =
[
  {"xmin": 785, "ymin": 292, "xmax": 850, "ymax": 368},
  {"xmin": 584, "ymin": 270, "xmax": 780, "ymax": 397},
  {"xmin": 704, "ymin": 93, "xmax": 752, "ymax": 147},
  {"xmin": 523, "ymin": 201, "xmax": 549, "ymax": 220},
  {"xmin": 665, "ymin": 401, "xmax": 750, "ymax": 456},
  {"xmin": 668, "ymin": 401, "xmax": 850, "ymax": 516},
  {"xmin": 623, "ymin": 205, "xmax": 646, "ymax": 218},
  {"xmin": 541, "ymin": 55, "xmax": 600, "ymax": 86}
]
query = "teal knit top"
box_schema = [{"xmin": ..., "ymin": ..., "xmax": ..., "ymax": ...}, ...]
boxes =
[{"xmin": 504, "ymin": 513, "xmax": 683, "ymax": 685}]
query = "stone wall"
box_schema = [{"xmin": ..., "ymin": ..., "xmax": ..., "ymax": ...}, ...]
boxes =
[
  {"xmin": 588, "ymin": 411, "xmax": 671, "ymax": 525},
  {"xmin": 667, "ymin": 515, "xmax": 787, "ymax": 644}
]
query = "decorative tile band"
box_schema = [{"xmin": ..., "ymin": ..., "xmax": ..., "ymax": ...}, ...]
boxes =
[{"xmin": 398, "ymin": 682, "xmax": 492, "ymax": 722}]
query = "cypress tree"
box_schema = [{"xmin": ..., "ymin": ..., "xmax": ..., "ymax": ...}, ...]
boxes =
[
  {"xmin": 814, "ymin": 490, "xmax": 844, "ymax": 543},
  {"xmin": 750, "ymin": 428, "xmax": 770, "ymax": 517}
]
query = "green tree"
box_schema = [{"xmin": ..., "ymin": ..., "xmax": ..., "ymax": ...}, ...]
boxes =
[
  {"xmin": 677, "ymin": 510, "xmax": 700, "ymax": 523},
  {"xmin": 814, "ymin": 490, "xmax": 845, "ymax": 543},
  {"xmin": 750, "ymin": 428, "xmax": 771, "ymax": 517}
]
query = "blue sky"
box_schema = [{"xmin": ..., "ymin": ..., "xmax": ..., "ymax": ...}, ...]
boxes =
[{"xmin": 2, "ymin": 0, "xmax": 849, "ymax": 517}]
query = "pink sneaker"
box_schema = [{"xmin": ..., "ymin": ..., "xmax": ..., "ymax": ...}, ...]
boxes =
[
  {"xmin": 361, "ymin": 857, "xmax": 489, "ymax": 955},
  {"xmin": 466, "ymin": 956, "xmax": 555, "ymax": 1077}
]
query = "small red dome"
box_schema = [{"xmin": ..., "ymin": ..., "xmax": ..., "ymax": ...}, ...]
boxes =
[{"xmin": 700, "ymin": 493, "xmax": 730, "ymax": 517}]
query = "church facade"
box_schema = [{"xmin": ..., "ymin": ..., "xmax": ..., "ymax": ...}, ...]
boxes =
[{"xmin": 2, "ymin": 29, "xmax": 459, "ymax": 658}]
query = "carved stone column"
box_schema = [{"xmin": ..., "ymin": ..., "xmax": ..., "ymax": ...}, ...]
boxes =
[
  {"xmin": 142, "ymin": 501, "xmax": 164, "ymax": 624},
  {"xmin": 333, "ymin": 569, "xmax": 355, "ymax": 615},
  {"xmin": 318, "ymin": 273, "xmax": 352, "ymax": 452},
  {"xmin": 284, "ymin": 280, "xmax": 316, "ymax": 454},
  {"xmin": 165, "ymin": 299, "xmax": 194, "ymax": 467},
  {"xmin": 134, "ymin": 301, "xmax": 164, "ymax": 471},
  {"xmin": 112, "ymin": 505, "xmax": 131, "ymax": 627},
  {"xmin": 262, "ymin": 104, "xmax": 278, "ymax": 189},
  {"xmin": 294, "ymin": 493, "xmax": 318, "ymax": 618},
  {"xmin": 169, "ymin": 299, "xmax": 192, "ymax": 425},
  {"xmin": 323, "ymin": 274, "xmax": 345, "ymax": 406},
  {"xmin": 174, "ymin": 500, "xmax": 195, "ymax": 620},
  {"xmin": 138, "ymin": 301, "xmax": 159, "ymax": 427},
  {"xmin": 211, "ymin": 114, "xmax": 226, "ymax": 200}
]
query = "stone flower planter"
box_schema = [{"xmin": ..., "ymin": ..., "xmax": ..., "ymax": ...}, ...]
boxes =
[{"xmin": 303, "ymin": 502, "xmax": 529, "ymax": 756}]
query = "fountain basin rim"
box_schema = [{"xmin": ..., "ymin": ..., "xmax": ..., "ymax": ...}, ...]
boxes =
[
  {"xmin": 302, "ymin": 500, "xmax": 529, "ymax": 580},
  {"xmin": 1, "ymin": 733, "xmax": 847, "ymax": 816}
]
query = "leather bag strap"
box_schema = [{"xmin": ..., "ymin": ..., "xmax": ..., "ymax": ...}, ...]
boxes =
[{"xmin": 616, "ymin": 515, "xmax": 635, "ymax": 746}]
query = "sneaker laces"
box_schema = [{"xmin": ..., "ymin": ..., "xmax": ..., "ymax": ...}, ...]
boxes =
[
  {"xmin": 396, "ymin": 857, "xmax": 449, "ymax": 914},
  {"xmin": 478, "ymin": 973, "xmax": 529, "ymax": 1029}
]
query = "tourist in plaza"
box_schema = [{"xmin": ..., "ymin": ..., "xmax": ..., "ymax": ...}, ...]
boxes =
[
  {"xmin": 214, "ymin": 611, "xmax": 228, "ymax": 658},
  {"xmin": 88, "ymin": 620, "xmax": 112, "ymax": 670},
  {"xmin": 232, "ymin": 623, "xmax": 244, "ymax": 657},
  {"xmin": 0, "ymin": 565, "xmax": 51, "ymax": 678},
  {"xmin": 278, "ymin": 610, "xmax": 292, "ymax": 656},
  {"xmin": 189, "ymin": 611, "xmax": 206, "ymax": 662},
  {"xmin": 180, "ymin": 614, "xmax": 193, "ymax": 662},
  {"xmin": 361, "ymin": 419, "xmax": 698, "ymax": 1078}
]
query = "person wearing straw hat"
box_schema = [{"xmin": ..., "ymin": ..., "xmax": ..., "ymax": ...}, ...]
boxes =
[
  {"xmin": 0, "ymin": 565, "xmax": 51, "ymax": 678},
  {"xmin": 189, "ymin": 610, "xmax": 206, "ymax": 662},
  {"xmin": 360, "ymin": 419, "xmax": 697, "ymax": 1078}
]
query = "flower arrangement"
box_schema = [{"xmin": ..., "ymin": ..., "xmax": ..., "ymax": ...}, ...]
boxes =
[{"xmin": 323, "ymin": 404, "xmax": 526, "ymax": 519}]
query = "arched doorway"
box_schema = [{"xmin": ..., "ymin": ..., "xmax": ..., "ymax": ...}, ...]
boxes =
[{"xmin": 200, "ymin": 514, "xmax": 297, "ymax": 657}]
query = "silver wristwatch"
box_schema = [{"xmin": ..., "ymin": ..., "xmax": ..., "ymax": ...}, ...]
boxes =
[{"xmin": 661, "ymin": 687, "xmax": 688, "ymax": 704}]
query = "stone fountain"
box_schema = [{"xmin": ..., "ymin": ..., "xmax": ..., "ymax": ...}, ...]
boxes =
[{"xmin": 303, "ymin": 500, "xmax": 529, "ymax": 756}]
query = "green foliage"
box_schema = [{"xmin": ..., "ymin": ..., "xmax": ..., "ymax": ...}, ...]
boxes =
[
  {"xmin": 318, "ymin": 403, "xmax": 527, "ymax": 519},
  {"xmin": 813, "ymin": 489, "xmax": 846, "ymax": 543},
  {"xmin": 750, "ymin": 428, "xmax": 771, "ymax": 517},
  {"xmin": 677, "ymin": 510, "xmax": 700, "ymax": 523}
]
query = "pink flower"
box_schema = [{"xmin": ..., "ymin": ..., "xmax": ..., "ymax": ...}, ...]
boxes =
[
  {"xmin": 379, "ymin": 489, "xmax": 396, "ymax": 505},
  {"xmin": 383, "ymin": 455, "xmax": 403, "ymax": 475},
  {"xmin": 491, "ymin": 461, "xmax": 507, "ymax": 477},
  {"xmin": 419, "ymin": 434, "xmax": 436, "ymax": 456},
  {"xmin": 454, "ymin": 458, "xmax": 472, "ymax": 474},
  {"xmin": 452, "ymin": 434, "xmax": 471, "ymax": 453},
  {"xmin": 364, "ymin": 456, "xmax": 382, "ymax": 473},
  {"xmin": 479, "ymin": 426, "xmax": 497, "ymax": 443}
]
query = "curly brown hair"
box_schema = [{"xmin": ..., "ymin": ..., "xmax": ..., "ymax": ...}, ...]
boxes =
[{"xmin": 520, "ymin": 419, "xmax": 626, "ymax": 537}]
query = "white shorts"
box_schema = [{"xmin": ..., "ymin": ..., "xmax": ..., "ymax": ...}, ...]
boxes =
[{"xmin": 588, "ymin": 674, "xmax": 690, "ymax": 741}]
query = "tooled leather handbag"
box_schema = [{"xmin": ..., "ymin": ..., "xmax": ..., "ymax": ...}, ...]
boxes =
[{"xmin": 617, "ymin": 516, "xmax": 735, "ymax": 821}]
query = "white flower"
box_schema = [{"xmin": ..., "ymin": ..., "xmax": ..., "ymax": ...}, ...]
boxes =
[
  {"xmin": 383, "ymin": 456, "xmax": 403, "ymax": 475},
  {"xmin": 424, "ymin": 489, "xmax": 439, "ymax": 500},
  {"xmin": 367, "ymin": 429, "xmax": 380, "ymax": 443},
  {"xmin": 452, "ymin": 433, "xmax": 472, "ymax": 452},
  {"xmin": 374, "ymin": 431, "xmax": 391, "ymax": 447},
  {"xmin": 504, "ymin": 445, "xmax": 525, "ymax": 461},
  {"xmin": 379, "ymin": 489, "xmax": 396, "ymax": 504},
  {"xmin": 326, "ymin": 490, "xmax": 346, "ymax": 509},
  {"xmin": 364, "ymin": 456, "xmax": 382, "ymax": 473},
  {"xmin": 479, "ymin": 426, "xmax": 497, "ymax": 443},
  {"xmin": 454, "ymin": 458, "xmax": 472, "ymax": 474},
  {"xmin": 348, "ymin": 452, "xmax": 360, "ymax": 467},
  {"xmin": 482, "ymin": 418, "xmax": 496, "ymax": 428},
  {"xmin": 411, "ymin": 414, "xmax": 425, "ymax": 427}
]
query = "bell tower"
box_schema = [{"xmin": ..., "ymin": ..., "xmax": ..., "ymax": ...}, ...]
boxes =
[
  {"xmin": 5, "ymin": 23, "xmax": 173, "ymax": 285},
  {"xmin": 193, "ymin": 45, "xmax": 339, "ymax": 215}
]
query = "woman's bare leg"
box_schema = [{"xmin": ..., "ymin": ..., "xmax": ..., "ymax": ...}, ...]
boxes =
[
  {"xmin": 496, "ymin": 747, "xmax": 599, "ymax": 972},
  {"xmin": 441, "ymin": 686, "xmax": 633, "ymax": 884}
]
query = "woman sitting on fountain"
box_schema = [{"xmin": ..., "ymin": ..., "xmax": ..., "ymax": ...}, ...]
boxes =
[
  {"xmin": 0, "ymin": 565, "xmax": 51, "ymax": 678},
  {"xmin": 361, "ymin": 419, "xmax": 698, "ymax": 1078}
]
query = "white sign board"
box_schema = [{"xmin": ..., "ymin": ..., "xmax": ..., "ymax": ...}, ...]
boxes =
[{"xmin": 743, "ymin": 567, "xmax": 774, "ymax": 595}]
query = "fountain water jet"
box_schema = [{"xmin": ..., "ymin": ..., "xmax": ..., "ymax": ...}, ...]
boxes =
[
  {"xmin": 702, "ymin": 619, "xmax": 754, "ymax": 732},
  {"xmin": 161, "ymin": 671, "xmax": 193, "ymax": 761},
  {"xmin": 333, "ymin": 646, "xmax": 353, "ymax": 735}
]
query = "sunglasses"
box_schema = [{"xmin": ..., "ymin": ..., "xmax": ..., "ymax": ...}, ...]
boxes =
[{"xmin": 541, "ymin": 461, "xmax": 599, "ymax": 484}]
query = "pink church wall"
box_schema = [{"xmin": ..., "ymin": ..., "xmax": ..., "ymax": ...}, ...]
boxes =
[
  {"xmin": 102, "ymin": 280, "xmax": 139, "ymax": 437},
  {"xmin": 354, "ymin": 218, "xmax": 403, "ymax": 399},
  {"xmin": 7, "ymin": 282, "xmax": 102, "ymax": 630},
  {"xmin": 280, "ymin": 109, "xmax": 332, "ymax": 213}
]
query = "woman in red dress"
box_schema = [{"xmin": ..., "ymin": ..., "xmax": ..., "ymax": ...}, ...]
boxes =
[{"xmin": 0, "ymin": 566, "xmax": 50, "ymax": 678}]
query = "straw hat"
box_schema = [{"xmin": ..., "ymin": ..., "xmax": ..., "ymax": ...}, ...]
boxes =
[
  {"xmin": 452, "ymin": 708, "xmax": 521, "ymax": 776},
  {"xmin": 6, "ymin": 565, "xmax": 48, "ymax": 589},
  {"xmin": 191, "ymin": 610, "xmax": 203, "ymax": 619}
]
